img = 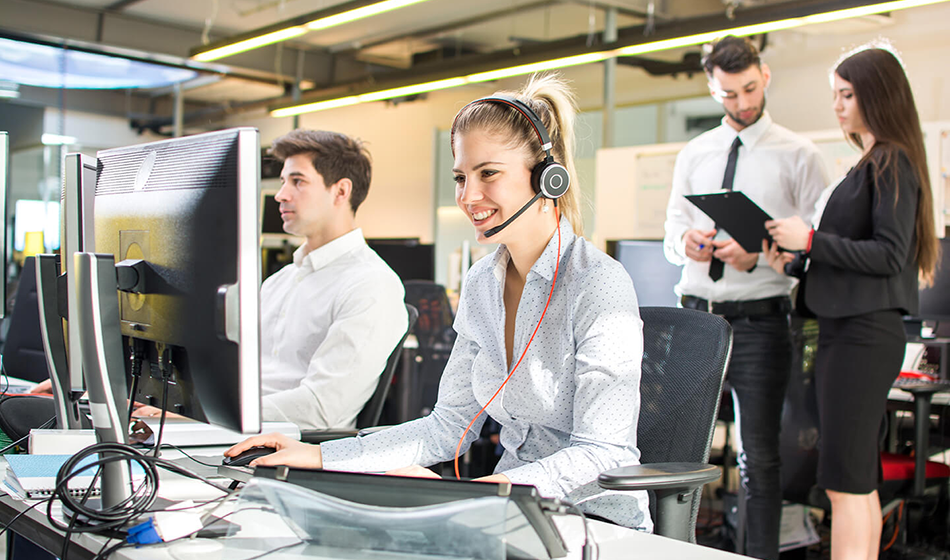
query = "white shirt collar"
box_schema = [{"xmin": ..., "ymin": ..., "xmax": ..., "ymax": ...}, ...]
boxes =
[
  {"xmin": 293, "ymin": 228, "xmax": 366, "ymax": 272},
  {"xmin": 721, "ymin": 110, "xmax": 773, "ymax": 151}
]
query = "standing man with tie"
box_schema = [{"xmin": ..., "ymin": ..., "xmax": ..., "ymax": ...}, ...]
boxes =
[{"xmin": 663, "ymin": 36, "xmax": 828, "ymax": 559}]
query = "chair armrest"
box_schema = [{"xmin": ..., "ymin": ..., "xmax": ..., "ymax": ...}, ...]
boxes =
[
  {"xmin": 300, "ymin": 425, "xmax": 392, "ymax": 444},
  {"xmin": 300, "ymin": 429, "xmax": 359, "ymax": 443},
  {"xmin": 598, "ymin": 462, "xmax": 721, "ymax": 492},
  {"xmin": 598, "ymin": 462, "xmax": 720, "ymax": 542}
]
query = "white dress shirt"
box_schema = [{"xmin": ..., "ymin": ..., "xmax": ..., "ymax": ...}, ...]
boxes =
[
  {"xmin": 322, "ymin": 217, "xmax": 652, "ymax": 530},
  {"xmin": 259, "ymin": 228, "xmax": 407, "ymax": 430},
  {"xmin": 664, "ymin": 112, "xmax": 829, "ymax": 302}
]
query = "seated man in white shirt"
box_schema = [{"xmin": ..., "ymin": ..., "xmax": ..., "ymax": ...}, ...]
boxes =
[{"xmin": 257, "ymin": 129, "xmax": 408, "ymax": 429}]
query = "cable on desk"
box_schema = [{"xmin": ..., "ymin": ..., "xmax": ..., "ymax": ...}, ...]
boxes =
[
  {"xmin": 156, "ymin": 442, "xmax": 224, "ymax": 468},
  {"xmin": 542, "ymin": 498, "xmax": 596, "ymax": 560},
  {"xmin": 46, "ymin": 442, "xmax": 235, "ymax": 543},
  {"xmin": 0, "ymin": 496, "xmax": 54, "ymax": 541},
  {"xmin": 563, "ymin": 500, "xmax": 596, "ymax": 560},
  {"xmin": 244, "ymin": 539, "xmax": 306, "ymax": 559}
]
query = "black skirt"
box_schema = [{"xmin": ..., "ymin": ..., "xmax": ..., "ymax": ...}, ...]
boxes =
[{"xmin": 815, "ymin": 309, "xmax": 905, "ymax": 494}]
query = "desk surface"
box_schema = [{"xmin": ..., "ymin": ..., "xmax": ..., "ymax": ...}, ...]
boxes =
[
  {"xmin": 888, "ymin": 386, "xmax": 950, "ymax": 406},
  {"xmin": 0, "ymin": 452, "xmax": 743, "ymax": 560}
]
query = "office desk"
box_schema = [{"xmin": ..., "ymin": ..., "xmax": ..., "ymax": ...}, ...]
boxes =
[
  {"xmin": 1, "ymin": 467, "xmax": 745, "ymax": 560},
  {"xmin": 887, "ymin": 385, "xmax": 950, "ymax": 495}
]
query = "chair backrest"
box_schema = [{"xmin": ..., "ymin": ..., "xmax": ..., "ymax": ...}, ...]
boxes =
[
  {"xmin": 638, "ymin": 306, "xmax": 732, "ymax": 463},
  {"xmin": 356, "ymin": 304, "xmax": 419, "ymax": 429},
  {"xmin": 402, "ymin": 281, "xmax": 456, "ymax": 419},
  {"xmin": 2, "ymin": 257, "xmax": 50, "ymax": 383},
  {"xmin": 402, "ymin": 280, "xmax": 455, "ymax": 351},
  {"xmin": 637, "ymin": 307, "xmax": 732, "ymax": 537}
]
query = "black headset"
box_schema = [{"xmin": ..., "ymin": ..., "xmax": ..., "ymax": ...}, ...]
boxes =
[{"xmin": 452, "ymin": 95, "xmax": 571, "ymax": 200}]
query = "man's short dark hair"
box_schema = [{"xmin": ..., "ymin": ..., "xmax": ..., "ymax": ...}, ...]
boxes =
[
  {"xmin": 702, "ymin": 36, "xmax": 761, "ymax": 75},
  {"xmin": 269, "ymin": 130, "xmax": 372, "ymax": 214}
]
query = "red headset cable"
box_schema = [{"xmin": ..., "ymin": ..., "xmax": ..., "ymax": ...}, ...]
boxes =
[{"xmin": 454, "ymin": 204, "xmax": 562, "ymax": 479}]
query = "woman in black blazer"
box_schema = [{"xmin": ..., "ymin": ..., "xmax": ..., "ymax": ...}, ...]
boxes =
[{"xmin": 765, "ymin": 45, "xmax": 939, "ymax": 559}]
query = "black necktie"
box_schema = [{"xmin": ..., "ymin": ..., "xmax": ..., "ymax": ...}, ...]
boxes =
[{"xmin": 708, "ymin": 136, "xmax": 742, "ymax": 281}]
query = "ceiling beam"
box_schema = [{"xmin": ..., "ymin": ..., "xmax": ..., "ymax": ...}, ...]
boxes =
[
  {"xmin": 329, "ymin": 0, "xmax": 560, "ymax": 54},
  {"xmin": 271, "ymin": 0, "xmax": 861, "ymax": 110}
]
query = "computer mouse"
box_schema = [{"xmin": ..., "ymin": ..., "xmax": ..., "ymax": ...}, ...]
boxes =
[{"xmin": 222, "ymin": 446, "xmax": 276, "ymax": 467}]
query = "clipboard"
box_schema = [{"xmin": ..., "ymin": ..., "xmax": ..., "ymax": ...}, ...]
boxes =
[{"xmin": 685, "ymin": 191, "xmax": 773, "ymax": 253}]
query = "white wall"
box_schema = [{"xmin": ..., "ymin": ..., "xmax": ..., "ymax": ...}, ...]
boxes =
[{"xmin": 226, "ymin": 83, "xmax": 499, "ymax": 244}]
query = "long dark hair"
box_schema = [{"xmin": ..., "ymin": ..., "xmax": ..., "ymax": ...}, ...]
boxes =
[{"xmin": 835, "ymin": 47, "xmax": 939, "ymax": 286}]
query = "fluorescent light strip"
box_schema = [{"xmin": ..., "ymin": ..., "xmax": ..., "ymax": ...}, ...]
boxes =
[
  {"xmin": 193, "ymin": 27, "xmax": 308, "ymax": 62},
  {"xmin": 307, "ymin": 0, "xmax": 431, "ymax": 31},
  {"xmin": 466, "ymin": 52, "xmax": 613, "ymax": 83},
  {"xmin": 271, "ymin": 0, "xmax": 949, "ymax": 116},
  {"xmin": 192, "ymin": 0, "xmax": 432, "ymax": 62}
]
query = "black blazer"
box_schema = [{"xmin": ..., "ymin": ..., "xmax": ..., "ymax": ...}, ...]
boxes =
[{"xmin": 804, "ymin": 150, "xmax": 920, "ymax": 318}]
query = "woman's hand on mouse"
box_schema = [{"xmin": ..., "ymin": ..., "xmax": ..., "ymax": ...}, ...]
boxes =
[{"xmin": 225, "ymin": 433, "xmax": 322, "ymax": 469}]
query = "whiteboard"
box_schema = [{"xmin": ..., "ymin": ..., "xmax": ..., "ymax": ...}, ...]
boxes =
[{"xmin": 593, "ymin": 142, "xmax": 685, "ymax": 246}]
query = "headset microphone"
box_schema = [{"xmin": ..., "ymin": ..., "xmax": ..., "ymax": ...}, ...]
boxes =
[{"xmin": 483, "ymin": 192, "xmax": 544, "ymax": 238}]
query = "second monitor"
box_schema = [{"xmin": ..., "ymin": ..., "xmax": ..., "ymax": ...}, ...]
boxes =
[{"xmin": 92, "ymin": 127, "xmax": 262, "ymax": 434}]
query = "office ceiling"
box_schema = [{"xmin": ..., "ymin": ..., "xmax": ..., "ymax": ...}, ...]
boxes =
[{"xmin": 0, "ymin": 0, "xmax": 887, "ymax": 133}]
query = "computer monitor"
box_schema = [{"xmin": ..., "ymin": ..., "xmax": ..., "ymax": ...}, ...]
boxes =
[
  {"xmin": 260, "ymin": 193, "xmax": 284, "ymax": 235},
  {"xmin": 916, "ymin": 237, "xmax": 950, "ymax": 335},
  {"xmin": 367, "ymin": 238, "xmax": 435, "ymax": 282},
  {"xmin": 92, "ymin": 127, "xmax": 262, "ymax": 434},
  {"xmin": 35, "ymin": 152, "xmax": 98, "ymax": 429},
  {"xmin": 0, "ymin": 131, "xmax": 7, "ymax": 320},
  {"xmin": 607, "ymin": 240, "xmax": 683, "ymax": 308}
]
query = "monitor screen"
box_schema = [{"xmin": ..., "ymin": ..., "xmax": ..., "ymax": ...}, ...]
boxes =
[
  {"xmin": 260, "ymin": 193, "xmax": 285, "ymax": 235},
  {"xmin": 918, "ymin": 237, "xmax": 950, "ymax": 322},
  {"xmin": 608, "ymin": 240, "xmax": 683, "ymax": 308},
  {"xmin": 93, "ymin": 128, "xmax": 261, "ymax": 433},
  {"xmin": 367, "ymin": 238, "xmax": 434, "ymax": 282}
]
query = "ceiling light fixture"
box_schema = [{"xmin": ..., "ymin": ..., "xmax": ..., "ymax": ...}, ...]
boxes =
[
  {"xmin": 191, "ymin": 0, "xmax": 432, "ymax": 62},
  {"xmin": 270, "ymin": 0, "xmax": 949, "ymax": 117}
]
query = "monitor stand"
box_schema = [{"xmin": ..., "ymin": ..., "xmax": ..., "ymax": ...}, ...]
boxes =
[
  {"xmin": 34, "ymin": 254, "xmax": 83, "ymax": 430},
  {"xmin": 74, "ymin": 252, "xmax": 133, "ymax": 509}
]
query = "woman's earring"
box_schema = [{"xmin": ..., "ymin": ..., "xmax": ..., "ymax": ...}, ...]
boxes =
[{"xmin": 542, "ymin": 199, "xmax": 550, "ymax": 213}]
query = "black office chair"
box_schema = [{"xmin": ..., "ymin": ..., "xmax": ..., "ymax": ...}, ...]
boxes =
[
  {"xmin": 599, "ymin": 306, "xmax": 733, "ymax": 542},
  {"xmin": 402, "ymin": 280, "xmax": 456, "ymax": 420},
  {"xmin": 2, "ymin": 257, "xmax": 50, "ymax": 383},
  {"xmin": 301, "ymin": 304, "xmax": 418, "ymax": 443}
]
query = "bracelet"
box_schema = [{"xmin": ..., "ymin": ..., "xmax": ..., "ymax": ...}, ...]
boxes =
[{"xmin": 805, "ymin": 228, "xmax": 815, "ymax": 253}]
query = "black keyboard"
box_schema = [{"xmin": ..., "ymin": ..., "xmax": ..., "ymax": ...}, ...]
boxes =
[{"xmin": 893, "ymin": 376, "xmax": 950, "ymax": 392}]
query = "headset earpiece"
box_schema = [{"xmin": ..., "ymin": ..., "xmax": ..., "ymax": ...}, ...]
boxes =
[{"xmin": 531, "ymin": 159, "xmax": 570, "ymax": 199}]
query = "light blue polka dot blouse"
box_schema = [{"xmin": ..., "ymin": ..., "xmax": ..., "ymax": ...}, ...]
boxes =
[{"xmin": 322, "ymin": 216, "xmax": 651, "ymax": 531}]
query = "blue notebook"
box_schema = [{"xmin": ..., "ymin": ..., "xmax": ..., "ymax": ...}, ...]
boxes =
[{"xmin": 3, "ymin": 454, "xmax": 143, "ymax": 499}]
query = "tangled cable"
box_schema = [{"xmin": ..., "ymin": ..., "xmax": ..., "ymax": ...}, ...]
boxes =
[{"xmin": 47, "ymin": 441, "xmax": 234, "ymax": 558}]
